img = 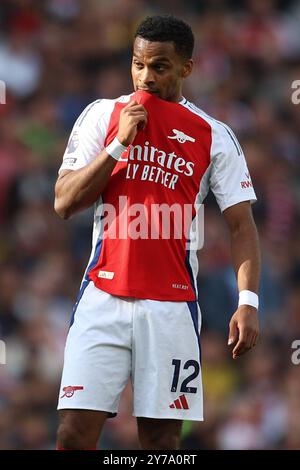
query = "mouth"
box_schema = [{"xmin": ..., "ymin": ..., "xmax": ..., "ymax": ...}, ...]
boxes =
[{"xmin": 137, "ymin": 88, "xmax": 159, "ymax": 95}]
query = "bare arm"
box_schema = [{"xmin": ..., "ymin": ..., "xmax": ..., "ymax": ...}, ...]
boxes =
[
  {"xmin": 54, "ymin": 100, "xmax": 147, "ymax": 219},
  {"xmin": 54, "ymin": 154, "xmax": 116, "ymax": 219},
  {"xmin": 223, "ymin": 201, "xmax": 260, "ymax": 359}
]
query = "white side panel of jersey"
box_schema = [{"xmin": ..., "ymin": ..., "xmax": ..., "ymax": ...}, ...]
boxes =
[
  {"xmin": 181, "ymin": 101, "xmax": 257, "ymax": 212},
  {"xmin": 78, "ymin": 197, "xmax": 104, "ymax": 291},
  {"xmin": 208, "ymin": 121, "xmax": 257, "ymax": 212}
]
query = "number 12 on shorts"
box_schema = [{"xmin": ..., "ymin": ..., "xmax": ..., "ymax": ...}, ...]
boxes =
[{"xmin": 171, "ymin": 359, "xmax": 200, "ymax": 394}]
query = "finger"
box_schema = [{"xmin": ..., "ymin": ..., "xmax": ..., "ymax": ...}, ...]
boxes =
[
  {"xmin": 248, "ymin": 333, "xmax": 255, "ymax": 349},
  {"xmin": 127, "ymin": 110, "xmax": 147, "ymax": 117},
  {"xmin": 125, "ymin": 104, "xmax": 147, "ymax": 114},
  {"xmin": 233, "ymin": 330, "xmax": 255, "ymax": 358},
  {"xmin": 131, "ymin": 111, "xmax": 148, "ymax": 121},
  {"xmin": 247, "ymin": 329, "xmax": 258, "ymax": 349},
  {"xmin": 232, "ymin": 342, "xmax": 246, "ymax": 358},
  {"xmin": 123, "ymin": 112, "xmax": 147, "ymax": 125},
  {"xmin": 232, "ymin": 329, "xmax": 249, "ymax": 358},
  {"xmin": 126, "ymin": 111, "xmax": 148, "ymax": 119},
  {"xmin": 251, "ymin": 332, "xmax": 258, "ymax": 348},
  {"xmin": 228, "ymin": 320, "xmax": 238, "ymax": 346},
  {"xmin": 125, "ymin": 99, "xmax": 138, "ymax": 108},
  {"xmin": 124, "ymin": 112, "xmax": 148, "ymax": 124}
]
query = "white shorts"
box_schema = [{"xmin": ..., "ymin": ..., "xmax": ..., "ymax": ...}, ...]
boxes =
[{"xmin": 57, "ymin": 281, "xmax": 203, "ymax": 421}]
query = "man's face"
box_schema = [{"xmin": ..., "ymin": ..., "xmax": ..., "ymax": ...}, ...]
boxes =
[{"xmin": 131, "ymin": 37, "xmax": 193, "ymax": 102}]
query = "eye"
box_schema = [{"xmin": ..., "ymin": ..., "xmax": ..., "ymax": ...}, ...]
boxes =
[
  {"xmin": 154, "ymin": 64, "xmax": 167, "ymax": 72},
  {"xmin": 133, "ymin": 61, "xmax": 143, "ymax": 69}
]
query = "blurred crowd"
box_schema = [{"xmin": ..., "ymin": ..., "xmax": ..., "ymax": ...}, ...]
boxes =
[{"xmin": 0, "ymin": 0, "xmax": 300, "ymax": 450}]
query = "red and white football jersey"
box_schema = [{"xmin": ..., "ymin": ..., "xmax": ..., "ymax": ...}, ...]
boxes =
[{"xmin": 59, "ymin": 91, "xmax": 256, "ymax": 301}]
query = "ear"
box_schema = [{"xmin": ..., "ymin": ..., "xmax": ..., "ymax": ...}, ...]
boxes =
[{"xmin": 182, "ymin": 59, "xmax": 193, "ymax": 78}]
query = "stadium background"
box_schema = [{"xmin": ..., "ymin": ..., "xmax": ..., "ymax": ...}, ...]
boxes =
[{"xmin": 0, "ymin": 0, "xmax": 300, "ymax": 450}]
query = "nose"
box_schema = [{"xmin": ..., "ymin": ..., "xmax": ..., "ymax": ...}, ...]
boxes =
[{"xmin": 139, "ymin": 66, "xmax": 155, "ymax": 86}]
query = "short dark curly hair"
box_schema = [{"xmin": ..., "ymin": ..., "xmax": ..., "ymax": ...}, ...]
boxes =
[{"xmin": 134, "ymin": 15, "xmax": 194, "ymax": 59}]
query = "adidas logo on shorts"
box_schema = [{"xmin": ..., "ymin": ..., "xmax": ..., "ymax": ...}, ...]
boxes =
[{"xmin": 169, "ymin": 394, "xmax": 189, "ymax": 410}]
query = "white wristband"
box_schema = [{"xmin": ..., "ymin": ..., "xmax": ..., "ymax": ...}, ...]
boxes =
[
  {"xmin": 238, "ymin": 290, "xmax": 259, "ymax": 309},
  {"xmin": 105, "ymin": 137, "xmax": 127, "ymax": 161}
]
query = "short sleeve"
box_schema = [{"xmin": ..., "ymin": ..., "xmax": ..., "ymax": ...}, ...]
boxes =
[
  {"xmin": 58, "ymin": 99, "xmax": 109, "ymax": 174},
  {"xmin": 209, "ymin": 123, "xmax": 257, "ymax": 212}
]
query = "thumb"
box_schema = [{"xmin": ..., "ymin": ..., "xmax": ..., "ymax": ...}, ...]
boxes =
[
  {"xmin": 228, "ymin": 319, "xmax": 238, "ymax": 345},
  {"xmin": 126, "ymin": 99, "xmax": 138, "ymax": 107}
]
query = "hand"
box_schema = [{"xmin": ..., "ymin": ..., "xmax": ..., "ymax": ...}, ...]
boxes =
[
  {"xmin": 117, "ymin": 100, "xmax": 148, "ymax": 146},
  {"xmin": 228, "ymin": 305, "xmax": 259, "ymax": 359}
]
